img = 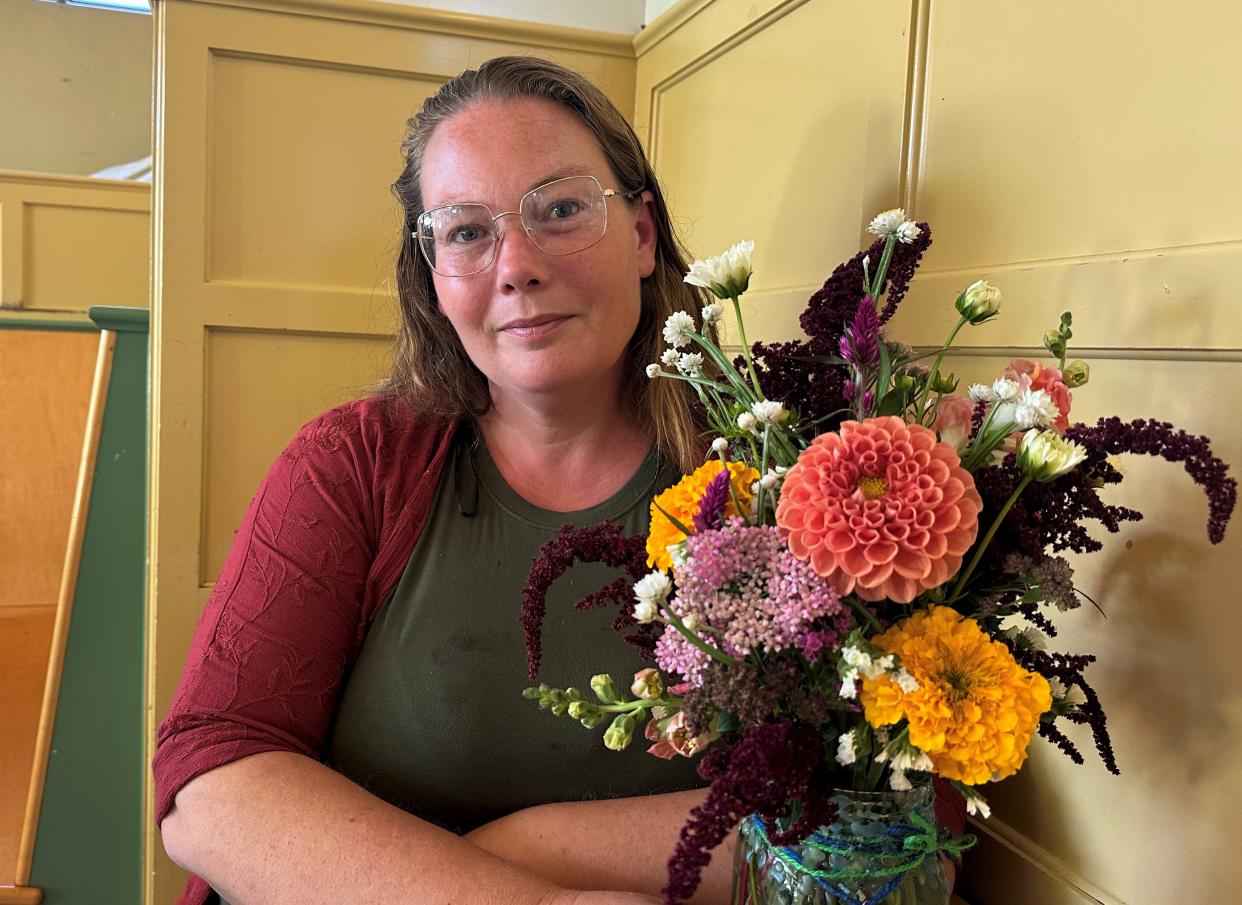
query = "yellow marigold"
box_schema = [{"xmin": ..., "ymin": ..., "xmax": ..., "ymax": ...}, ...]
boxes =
[
  {"xmin": 860, "ymin": 605, "xmax": 1052, "ymax": 785},
  {"xmin": 646, "ymin": 459, "xmax": 759, "ymax": 571}
]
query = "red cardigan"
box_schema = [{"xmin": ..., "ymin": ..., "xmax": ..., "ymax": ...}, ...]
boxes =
[{"xmin": 152, "ymin": 397, "xmax": 965, "ymax": 905}]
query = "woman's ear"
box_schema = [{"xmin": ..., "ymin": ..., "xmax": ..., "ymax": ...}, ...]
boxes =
[{"xmin": 634, "ymin": 190, "xmax": 657, "ymax": 279}]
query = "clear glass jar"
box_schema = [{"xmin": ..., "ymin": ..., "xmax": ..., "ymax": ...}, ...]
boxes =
[{"xmin": 731, "ymin": 784, "xmax": 951, "ymax": 905}]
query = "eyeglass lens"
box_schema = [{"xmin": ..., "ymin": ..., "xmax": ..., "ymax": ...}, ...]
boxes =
[{"xmin": 417, "ymin": 175, "xmax": 610, "ymax": 276}]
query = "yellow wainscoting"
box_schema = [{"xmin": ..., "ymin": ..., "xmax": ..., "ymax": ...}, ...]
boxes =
[
  {"xmin": 0, "ymin": 171, "xmax": 149, "ymax": 316},
  {"xmin": 147, "ymin": 1, "xmax": 635, "ymax": 901}
]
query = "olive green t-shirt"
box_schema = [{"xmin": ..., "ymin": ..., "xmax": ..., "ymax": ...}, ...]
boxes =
[{"xmin": 322, "ymin": 425, "xmax": 702, "ymax": 833}]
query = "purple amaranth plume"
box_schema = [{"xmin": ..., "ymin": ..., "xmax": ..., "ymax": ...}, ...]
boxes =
[
  {"xmin": 521, "ymin": 521, "xmax": 653, "ymax": 679},
  {"xmin": 693, "ymin": 468, "xmax": 732, "ymax": 532},
  {"xmin": 1011, "ymin": 647, "xmax": 1119, "ymax": 775},
  {"xmin": 661, "ymin": 718, "xmax": 834, "ymax": 905},
  {"xmin": 1066, "ymin": 416, "xmax": 1236, "ymax": 543}
]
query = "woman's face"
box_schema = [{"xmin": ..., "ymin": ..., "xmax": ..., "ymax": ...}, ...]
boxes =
[{"xmin": 419, "ymin": 96, "xmax": 657, "ymax": 408}]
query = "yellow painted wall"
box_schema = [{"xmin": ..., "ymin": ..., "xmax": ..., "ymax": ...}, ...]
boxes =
[
  {"xmin": 637, "ymin": 2, "xmax": 1242, "ymax": 904},
  {"xmin": 0, "ymin": 0, "xmax": 152, "ymax": 176},
  {"xmin": 146, "ymin": 1, "xmax": 635, "ymax": 900}
]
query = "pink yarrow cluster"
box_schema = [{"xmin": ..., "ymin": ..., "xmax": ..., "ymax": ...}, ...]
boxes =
[{"xmin": 655, "ymin": 520, "xmax": 843, "ymax": 687}]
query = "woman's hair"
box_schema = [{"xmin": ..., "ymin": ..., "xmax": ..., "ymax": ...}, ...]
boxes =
[{"xmin": 377, "ymin": 55, "xmax": 713, "ymax": 473}]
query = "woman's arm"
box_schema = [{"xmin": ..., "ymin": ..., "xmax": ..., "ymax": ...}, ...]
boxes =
[
  {"xmin": 161, "ymin": 750, "xmax": 659, "ymax": 905},
  {"xmin": 465, "ymin": 788, "xmax": 734, "ymax": 905}
]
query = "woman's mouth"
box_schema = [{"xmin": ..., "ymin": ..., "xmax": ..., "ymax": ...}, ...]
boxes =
[{"xmin": 498, "ymin": 315, "xmax": 572, "ymax": 339}]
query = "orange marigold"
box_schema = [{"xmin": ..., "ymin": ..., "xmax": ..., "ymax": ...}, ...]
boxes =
[
  {"xmin": 646, "ymin": 459, "xmax": 759, "ymax": 571},
  {"xmin": 860, "ymin": 605, "xmax": 1052, "ymax": 785},
  {"xmin": 776, "ymin": 417, "xmax": 982, "ymax": 603}
]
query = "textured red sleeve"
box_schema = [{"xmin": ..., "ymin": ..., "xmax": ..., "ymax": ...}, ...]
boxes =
[{"xmin": 152, "ymin": 399, "xmax": 456, "ymax": 831}]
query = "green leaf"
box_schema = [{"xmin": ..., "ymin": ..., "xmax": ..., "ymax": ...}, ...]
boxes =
[{"xmin": 652, "ymin": 499, "xmax": 693, "ymax": 537}]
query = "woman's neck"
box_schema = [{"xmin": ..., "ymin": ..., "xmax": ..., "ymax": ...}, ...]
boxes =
[{"xmin": 476, "ymin": 385, "xmax": 652, "ymax": 512}]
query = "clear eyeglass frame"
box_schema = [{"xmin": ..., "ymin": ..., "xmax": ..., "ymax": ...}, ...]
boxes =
[{"xmin": 412, "ymin": 174, "xmax": 639, "ymax": 278}]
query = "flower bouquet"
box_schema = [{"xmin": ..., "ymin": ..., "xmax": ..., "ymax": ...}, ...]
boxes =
[{"xmin": 520, "ymin": 212, "xmax": 1236, "ymax": 905}]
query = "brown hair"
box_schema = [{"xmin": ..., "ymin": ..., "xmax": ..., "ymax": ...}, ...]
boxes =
[{"xmin": 377, "ymin": 55, "xmax": 713, "ymax": 473}]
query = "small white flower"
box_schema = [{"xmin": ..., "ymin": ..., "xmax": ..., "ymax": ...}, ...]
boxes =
[
  {"xmin": 682, "ymin": 612, "xmax": 701, "ymax": 633},
  {"xmin": 684, "ymin": 240, "xmax": 755, "ymax": 300},
  {"xmin": 842, "ymin": 645, "xmax": 871, "ymax": 671},
  {"xmin": 760, "ymin": 473, "xmax": 778, "ymax": 490},
  {"xmin": 889, "ymin": 769, "xmax": 913, "ymax": 791},
  {"xmin": 633, "ymin": 600, "xmax": 658, "ymax": 624},
  {"xmin": 1003, "ymin": 626, "xmax": 1047, "ymax": 652},
  {"xmin": 701, "ymin": 302, "xmax": 723, "ymax": 323},
  {"xmin": 956, "ymin": 279, "xmax": 1003, "ymax": 324},
  {"xmin": 836, "ymin": 730, "xmax": 858, "ymax": 766},
  {"xmin": 736, "ymin": 412, "xmax": 757, "ymax": 432},
  {"xmin": 894, "ymin": 220, "xmax": 922, "ymax": 244},
  {"xmin": 711, "ymin": 437, "xmax": 729, "ymax": 454},
  {"xmin": 750, "ymin": 480, "xmax": 762, "ymax": 495},
  {"xmin": 895, "ymin": 668, "xmax": 919, "ymax": 693},
  {"xmin": 874, "ymin": 654, "xmax": 895, "ymax": 673},
  {"xmin": 868, "ymin": 208, "xmax": 907, "ymax": 238},
  {"xmin": 661, "ymin": 349, "xmax": 680, "ymax": 367},
  {"xmin": 963, "ymin": 788, "xmax": 992, "ymax": 819},
  {"xmin": 663, "ymin": 311, "xmax": 696, "ymax": 349},
  {"xmin": 968, "ymin": 383, "xmax": 995, "ymax": 404},
  {"xmin": 774, "ymin": 465, "xmax": 788, "ymax": 475},
  {"xmin": 839, "ymin": 668, "xmax": 859, "ymax": 700},
  {"xmin": 633, "ymin": 571, "xmax": 672, "ymax": 605},
  {"xmin": 677, "ymin": 352, "xmax": 705, "ymax": 377},
  {"xmin": 645, "ymin": 363, "xmax": 661, "ymax": 379},
  {"xmin": 1049, "ymin": 677, "xmax": 1085, "ymax": 707},
  {"xmin": 1018, "ymin": 429, "xmax": 1087, "ymax": 482},
  {"xmin": 992, "ymin": 377, "xmax": 1020, "ymax": 402},
  {"xmin": 1013, "ymin": 388, "xmax": 1060, "ymax": 430},
  {"xmin": 750, "ymin": 400, "xmax": 786, "ymax": 425}
]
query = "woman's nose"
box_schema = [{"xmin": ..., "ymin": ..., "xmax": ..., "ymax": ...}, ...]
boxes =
[{"xmin": 492, "ymin": 212, "xmax": 548, "ymax": 290}]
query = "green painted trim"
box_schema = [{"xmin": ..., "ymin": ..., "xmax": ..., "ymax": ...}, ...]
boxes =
[
  {"xmin": 0, "ymin": 316, "xmax": 96, "ymax": 333},
  {"xmin": 89, "ymin": 306, "xmax": 150, "ymax": 333}
]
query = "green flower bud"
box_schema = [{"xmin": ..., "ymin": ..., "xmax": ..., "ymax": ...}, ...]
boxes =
[
  {"xmin": 579, "ymin": 711, "xmax": 609, "ymax": 730},
  {"xmin": 603, "ymin": 713, "xmax": 636, "ymax": 751},
  {"xmin": 931, "ymin": 371, "xmax": 958, "ymax": 394},
  {"xmin": 590, "ymin": 674, "xmax": 620, "ymax": 704},
  {"xmin": 567, "ymin": 700, "xmax": 594, "ymax": 720},
  {"xmin": 1063, "ymin": 359, "xmax": 1090, "ymax": 388},
  {"xmin": 954, "ymin": 280, "xmax": 1002, "ymax": 325}
]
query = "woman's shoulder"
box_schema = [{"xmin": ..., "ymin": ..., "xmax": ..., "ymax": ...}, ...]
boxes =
[{"xmin": 281, "ymin": 395, "xmax": 460, "ymax": 470}]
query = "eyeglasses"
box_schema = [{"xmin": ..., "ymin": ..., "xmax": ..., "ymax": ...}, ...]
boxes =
[{"xmin": 413, "ymin": 175, "xmax": 638, "ymax": 277}]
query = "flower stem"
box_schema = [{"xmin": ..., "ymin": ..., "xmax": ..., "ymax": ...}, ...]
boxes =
[
  {"xmin": 729, "ymin": 294, "xmax": 765, "ymax": 399},
  {"xmin": 662, "ymin": 606, "xmax": 741, "ymax": 668},
  {"xmin": 917, "ymin": 315, "xmax": 969, "ymax": 423},
  {"xmin": 947, "ymin": 473, "xmax": 1033, "ymax": 603}
]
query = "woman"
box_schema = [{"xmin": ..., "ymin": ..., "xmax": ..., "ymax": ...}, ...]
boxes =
[{"xmin": 154, "ymin": 57, "xmax": 730, "ymax": 905}]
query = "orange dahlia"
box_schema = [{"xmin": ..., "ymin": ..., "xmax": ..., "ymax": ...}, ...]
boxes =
[
  {"xmin": 646, "ymin": 459, "xmax": 758, "ymax": 571},
  {"xmin": 860, "ymin": 606, "xmax": 1052, "ymax": 785},
  {"xmin": 775, "ymin": 417, "xmax": 982, "ymax": 603}
]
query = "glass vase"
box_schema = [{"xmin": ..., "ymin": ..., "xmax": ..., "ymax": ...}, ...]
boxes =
[{"xmin": 731, "ymin": 784, "xmax": 950, "ymax": 905}]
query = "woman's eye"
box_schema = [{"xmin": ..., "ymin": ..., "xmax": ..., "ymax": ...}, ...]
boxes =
[
  {"xmin": 547, "ymin": 199, "xmax": 584, "ymax": 220},
  {"xmin": 448, "ymin": 225, "xmax": 487, "ymax": 244}
]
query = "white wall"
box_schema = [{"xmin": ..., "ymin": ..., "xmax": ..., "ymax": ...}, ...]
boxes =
[{"xmin": 645, "ymin": 0, "xmax": 680, "ymax": 26}]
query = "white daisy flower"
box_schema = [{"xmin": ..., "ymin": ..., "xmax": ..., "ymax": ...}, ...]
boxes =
[
  {"xmin": 968, "ymin": 383, "xmax": 995, "ymax": 404},
  {"xmin": 711, "ymin": 437, "xmax": 729, "ymax": 453},
  {"xmin": 684, "ymin": 240, "xmax": 755, "ymax": 300},
  {"xmin": 661, "ymin": 349, "xmax": 680, "ymax": 367},
  {"xmin": 633, "ymin": 571, "xmax": 672, "ymax": 605},
  {"xmin": 632, "ymin": 600, "xmax": 658, "ymax": 624},
  {"xmin": 750, "ymin": 400, "xmax": 786, "ymax": 425},
  {"xmin": 701, "ymin": 303, "xmax": 723, "ymax": 324},
  {"xmin": 736, "ymin": 411, "xmax": 757, "ymax": 432},
  {"xmin": 645, "ymin": 364, "xmax": 661, "ymax": 378},
  {"xmin": 1013, "ymin": 388, "xmax": 1060, "ymax": 430},
  {"xmin": 677, "ymin": 352, "xmax": 705, "ymax": 377},
  {"xmin": 663, "ymin": 311, "xmax": 696, "ymax": 349},
  {"xmin": 894, "ymin": 220, "xmax": 922, "ymax": 244},
  {"xmin": 1018, "ymin": 429, "xmax": 1087, "ymax": 482},
  {"xmin": 991, "ymin": 377, "xmax": 1021, "ymax": 402},
  {"xmin": 867, "ymin": 208, "xmax": 907, "ymax": 238}
]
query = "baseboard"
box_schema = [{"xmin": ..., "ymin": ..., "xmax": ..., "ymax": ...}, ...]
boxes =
[{"xmin": 960, "ymin": 815, "xmax": 1123, "ymax": 905}]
